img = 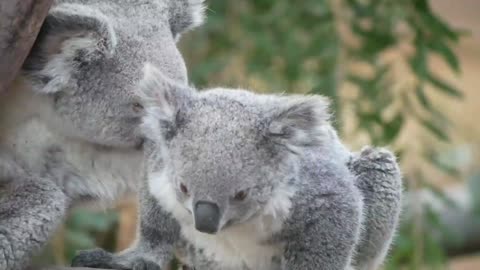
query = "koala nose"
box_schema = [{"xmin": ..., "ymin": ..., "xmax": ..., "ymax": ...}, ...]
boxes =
[{"xmin": 194, "ymin": 201, "xmax": 220, "ymax": 234}]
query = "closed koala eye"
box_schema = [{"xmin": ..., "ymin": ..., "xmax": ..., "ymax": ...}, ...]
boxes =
[{"xmin": 233, "ymin": 189, "xmax": 249, "ymax": 201}]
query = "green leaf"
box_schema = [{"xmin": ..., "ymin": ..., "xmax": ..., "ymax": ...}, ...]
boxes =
[
  {"xmin": 427, "ymin": 73, "xmax": 462, "ymax": 98},
  {"xmin": 428, "ymin": 41, "xmax": 460, "ymax": 72},
  {"xmin": 67, "ymin": 209, "xmax": 118, "ymax": 231},
  {"xmin": 415, "ymin": 84, "xmax": 431, "ymax": 110},
  {"xmin": 409, "ymin": 38, "xmax": 428, "ymax": 79},
  {"xmin": 351, "ymin": 23, "xmax": 396, "ymax": 56},
  {"xmin": 415, "ymin": 85, "xmax": 452, "ymax": 127},
  {"xmin": 419, "ymin": 118, "xmax": 449, "ymax": 142},
  {"xmin": 65, "ymin": 229, "xmax": 96, "ymax": 248},
  {"xmin": 415, "ymin": 0, "xmax": 460, "ymax": 42},
  {"xmin": 383, "ymin": 113, "xmax": 404, "ymax": 143}
]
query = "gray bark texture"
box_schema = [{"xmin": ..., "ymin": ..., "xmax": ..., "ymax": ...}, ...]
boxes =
[{"xmin": 0, "ymin": 0, "xmax": 53, "ymax": 93}]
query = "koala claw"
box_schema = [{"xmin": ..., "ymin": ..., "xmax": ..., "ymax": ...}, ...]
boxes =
[{"xmin": 71, "ymin": 248, "xmax": 114, "ymax": 269}]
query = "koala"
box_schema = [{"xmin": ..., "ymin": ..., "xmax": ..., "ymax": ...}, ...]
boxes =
[
  {"xmin": 0, "ymin": 1, "xmax": 205, "ymax": 269},
  {"xmin": 71, "ymin": 65, "xmax": 403, "ymax": 270}
]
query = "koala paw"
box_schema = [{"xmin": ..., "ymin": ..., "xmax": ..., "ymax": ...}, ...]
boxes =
[
  {"xmin": 71, "ymin": 248, "xmax": 114, "ymax": 269},
  {"xmin": 348, "ymin": 146, "xmax": 399, "ymax": 175}
]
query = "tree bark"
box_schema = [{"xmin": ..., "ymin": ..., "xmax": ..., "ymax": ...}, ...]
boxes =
[{"xmin": 0, "ymin": 0, "xmax": 54, "ymax": 93}]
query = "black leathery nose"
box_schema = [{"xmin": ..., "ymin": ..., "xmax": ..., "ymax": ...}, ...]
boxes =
[{"xmin": 194, "ymin": 201, "xmax": 220, "ymax": 234}]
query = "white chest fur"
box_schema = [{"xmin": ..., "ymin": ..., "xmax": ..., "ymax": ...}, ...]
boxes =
[
  {"xmin": 180, "ymin": 218, "xmax": 282, "ymax": 270},
  {"xmin": 149, "ymin": 171, "xmax": 296, "ymax": 270}
]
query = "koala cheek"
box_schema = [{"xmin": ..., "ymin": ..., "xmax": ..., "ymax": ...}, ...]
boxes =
[{"xmin": 119, "ymin": 117, "xmax": 143, "ymax": 138}]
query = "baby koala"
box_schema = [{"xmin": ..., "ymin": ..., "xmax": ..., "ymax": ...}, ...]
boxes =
[{"xmin": 72, "ymin": 64, "xmax": 402, "ymax": 270}]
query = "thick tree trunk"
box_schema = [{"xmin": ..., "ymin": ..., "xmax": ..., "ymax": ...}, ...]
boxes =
[{"xmin": 0, "ymin": 0, "xmax": 53, "ymax": 93}]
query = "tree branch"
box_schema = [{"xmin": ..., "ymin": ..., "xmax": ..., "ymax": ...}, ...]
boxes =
[{"xmin": 0, "ymin": 0, "xmax": 53, "ymax": 93}]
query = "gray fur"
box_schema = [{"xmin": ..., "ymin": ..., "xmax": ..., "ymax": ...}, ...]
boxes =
[
  {"xmin": 0, "ymin": 1, "xmax": 205, "ymax": 269},
  {"xmin": 72, "ymin": 66, "xmax": 402, "ymax": 270},
  {"xmin": 348, "ymin": 147, "xmax": 403, "ymax": 270}
]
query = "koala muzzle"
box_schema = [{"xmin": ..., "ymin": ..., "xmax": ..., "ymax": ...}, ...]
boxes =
[{"xmin": 194, "ymin": 201, "xmax": 220, "ymax": 234}]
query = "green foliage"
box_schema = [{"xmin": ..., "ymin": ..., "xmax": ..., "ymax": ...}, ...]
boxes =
[
  {"xmin": 63, "ymin": 208, "xmax": 119, "ymax": 260},
  {"xmin": 35, "ymin": 209, "xmax": 119, "ymax": 266}
]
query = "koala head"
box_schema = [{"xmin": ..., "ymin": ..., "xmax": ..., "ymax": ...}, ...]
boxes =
[
  {"xmin": 140, "ymin": 65, "xmax": 330, "ymax": 234},
  {"xmin": 21, "ymin": 0, "xmax": 205, "ymax": 148}
]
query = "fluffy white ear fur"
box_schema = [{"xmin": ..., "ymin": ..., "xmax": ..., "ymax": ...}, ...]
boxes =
[
  {"xmin": 186, "ymin": 0, "xmax": 207, "ymax": 29},
  {"xmin": 49, "ymin": 3, "xmax": 117, "ymax": 57},
  {"xmin": 138, "ymin": 63, "xmax": 184, "ymax": 142},
  {"xmin": 169, "ymin": 0, "xmax": 207, "ymax": 39},
  {"xmin": 29, "ymin": 3, "xmax": 117, "ymax": 94},
  {"xmin": 267, "ymin": 95, "xmax": 331, "ymax": 152}
]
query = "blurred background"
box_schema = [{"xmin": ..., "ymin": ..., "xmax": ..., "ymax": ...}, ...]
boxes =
[{"xmin": 32, "ymin": 0, "xmax": 480, "ymax": 269}]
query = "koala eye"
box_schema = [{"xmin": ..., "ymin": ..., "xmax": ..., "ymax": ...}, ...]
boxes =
[
  {"xmin": 180, "ymin": 183, "xmax": 189, "ymax": 195},
  {"xmin": 132, "ymin": 102, "xmax": 144, "ymax": 113},
  {"xmin": 233, "ymin": 190, "xmax": 248, "ymax": 201}
]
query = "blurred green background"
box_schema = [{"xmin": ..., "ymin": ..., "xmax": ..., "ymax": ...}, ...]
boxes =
[{"xmin": 34, "ymin": 0, "xmax": 480, "ymax": 269}]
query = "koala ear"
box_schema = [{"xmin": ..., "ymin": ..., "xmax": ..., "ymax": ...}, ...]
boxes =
[
  {"xmin": 22, "ymin": 3, "xmax": 117, "ymax": 93},
  {"xmin": 266, "ymin": 96, "xmax": 331, "ymax": 152},
  {"xmin": 139, "ymin": 63, "xmax": 192, "ymax": 141},
  {"xmin": 169, "ymin": 0, "xmax": 206, "ymax": 39}
]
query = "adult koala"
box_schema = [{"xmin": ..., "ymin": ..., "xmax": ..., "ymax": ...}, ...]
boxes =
[{"xmin": 0, "ymin": 0, "xmax": 205, "ymax": 269}]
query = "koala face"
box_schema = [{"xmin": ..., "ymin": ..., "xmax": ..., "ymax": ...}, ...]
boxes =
[
  {"xmin": 141, "ymin": 65, "xmax": 330, "ymax": 234},
  {"xmin": 22, "ymin": 0, "xmax": 205, "ymax": 148}
]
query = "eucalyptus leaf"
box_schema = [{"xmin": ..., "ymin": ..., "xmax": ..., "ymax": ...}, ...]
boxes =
[
  {"xmin": 428, "ymin": 41, "xmax": 460, "ymax": 72},
  {"xmin": 419, "ymin": 118, "xmax": 450, "ymax": 142},
  {"xmin": 427, "ymin": 73, "xmax": 463, "ymax": 98}
]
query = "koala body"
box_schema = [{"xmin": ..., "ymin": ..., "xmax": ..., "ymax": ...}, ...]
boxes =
[
  {"xmin": 0, "ymin": 1, "xmax": 205, "ymax": 269},
  {"xmin": 73, "ymin": 66, "xmax": 403, "ymax": 270}
]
